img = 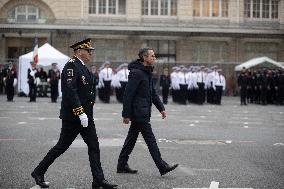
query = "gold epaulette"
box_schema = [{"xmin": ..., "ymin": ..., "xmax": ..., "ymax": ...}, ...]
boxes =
[{"xmin": 73, "ymin": 106, "xmax": 84, "ymax": 116}]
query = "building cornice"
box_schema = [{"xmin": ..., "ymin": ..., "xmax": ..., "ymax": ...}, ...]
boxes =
[{"xmin": 0, "ymin": 23, "xmax": 283, "ymax": 35}]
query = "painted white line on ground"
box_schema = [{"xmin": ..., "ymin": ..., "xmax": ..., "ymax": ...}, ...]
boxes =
[
  {"xmin": 28, "ymin": 117, "xmax": 58, "ymax": 120},
  {"xmin": 209, "ymin": 181, "xmax": 219, "ymax": 189},
  {"xmin": 189, "ymin": 124, "xmax": 195, "ymax": 127},
  {"xmin": 243, "ymin": 126, "xmax": 249, "ymax": 128},
  {"xmin": 30, "ymin": 185, "xmax": 41, "ymax": 189},
  {"xmin": 18, "ymin": 122, "xmax": 27, "ymax": 124},
  {"xmin": 0, "ymin": 138, "xmax": 26, "ymax": 141},
  {"xmin": 225, "ymin": 140, "xmax": 232, "ymax": 144},
  {"xmin": 244, "ymin": 122, "xmax": 248, "ymax": 125},
  {"xmin": 273, "ymin": 143, "xmax": 284, "ymax": 146},
  {"xmin": 173, "ymin": 181, "xmax": 253, "ymax": 189},
  {"xmin": 177, "ymin": 165, "xmax": 195, "ymax": 176},
  {"xmin": 0, "ymin": 117, "xmax": 10, "ymax": 119},
  {"xmin": 94, "ymin": 118, "xmax": 114, "ymax": 121}
]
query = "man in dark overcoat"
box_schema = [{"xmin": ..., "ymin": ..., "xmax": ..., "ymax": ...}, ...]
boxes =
[{"xmin": 117, "ymin": 47, "xmax": 178, "ymax": 176}]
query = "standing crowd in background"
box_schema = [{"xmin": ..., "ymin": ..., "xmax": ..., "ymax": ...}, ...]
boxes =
[
  {"xmin": 1, "ymin": 60, "xmax": 283, "ymax": 107},
  {"xmin": 237, "ymin": 67, "xmax": 284, "ymax": 105},
  {"xmin": 90, "ymin": 62, "xmax": 226, "ymax": 105}
]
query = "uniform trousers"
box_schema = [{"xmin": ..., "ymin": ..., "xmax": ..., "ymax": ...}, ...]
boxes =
[
  {"xmin": 118, "ymin": 121, "xmax": 168, "ymax": 172},
  {"xmin": 50, "ymin": 84, "xmax": 59, "ymax": 102},
  {"xmin": 197, "ymin": 83, "xmax": 205, "ymax": 104},
  {"xmin": 6, "ymin": 83, "xmax": 14, "ymax": 101},
  {"xmin": 240, "ymin": 87, "xmax": 247, "ymax": 105},
  {"xmin": 161, "ymin": 87, "xmax": 169, "ymax": 104},
  {"xmin": 103, "ymin": 80, "xmax": 111, "ymax": 103},
  {"xmin": 29, "ymin": 83, "xmax": 37, "ymax": 102},
  {"xmin": 33, "ymin": 119, "xmax": 105, "ymax": 183},
  {"xmin": 215, "ymin": 86, "xmax": 223, "ymax": 105}
]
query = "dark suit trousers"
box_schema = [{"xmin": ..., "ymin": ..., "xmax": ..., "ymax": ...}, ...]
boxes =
[
  {"xmin": 34, "ymin": 119, "xmax": 105, "ymax": 182},
  {"xmin": 118, "ymin": 122, "xmax": 167, "ymax": 172}
]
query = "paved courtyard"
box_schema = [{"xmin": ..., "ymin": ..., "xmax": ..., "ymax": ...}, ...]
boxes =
[{"xmin": 0, "ymin": 96, "xmax": 283, "ymax": 189}]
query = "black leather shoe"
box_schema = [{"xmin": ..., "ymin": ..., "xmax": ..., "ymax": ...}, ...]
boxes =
[
  {"xmin": 93, "ymin": 179, "xmax": 118, "ymax": 189},
  {"xmin": 117, "ymin": 165, "xmax": 138, "ymax": 174},
  {"xmin": 160, "ymin": 164, "xmax": 179, "ymax": 176},
  {"xmin": 31, "ymin": 171, "xmax": 49, "ymax": 188}
]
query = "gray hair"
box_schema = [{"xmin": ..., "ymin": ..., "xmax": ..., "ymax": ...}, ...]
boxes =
[{"xmin": 138, "ymin": 47, "xmax": 154, "ymax": 60}]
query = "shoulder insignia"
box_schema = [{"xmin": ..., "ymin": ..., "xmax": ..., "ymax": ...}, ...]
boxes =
[
  {"xmin": 67, "ymin": 69, "xmax": 73, "ymax": 77},
  {"xmin": 68, "ymin": 58, "xmax": 75, "ymax": 63}
]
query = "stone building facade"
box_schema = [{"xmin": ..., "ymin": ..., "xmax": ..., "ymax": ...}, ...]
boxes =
[{"xmin": 0, "ymin": 0, "xmax": 283, "ymax": 71}]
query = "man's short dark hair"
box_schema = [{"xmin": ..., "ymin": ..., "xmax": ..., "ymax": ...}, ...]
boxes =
[{"xmin": 138, "ymin": 47, "xmax": 154, "ymax": 60}]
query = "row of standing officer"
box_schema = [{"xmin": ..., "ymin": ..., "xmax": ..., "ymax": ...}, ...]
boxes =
[
  {"xmin": 27, "ymin": 62, "xmax": 61, "ymax": 102},
  {"xmin": 92, "ymin": 62, "xmax": 129, "ymax": 104},
  {"xmin": 238, "ymin": 67, "xmax": 284, "ymax": 105},
  {"xmin": 163, "ymin": 65, "xmax": 226, "ymax": 105}
]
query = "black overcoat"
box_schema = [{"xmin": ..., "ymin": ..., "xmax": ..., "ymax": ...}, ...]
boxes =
[{"xmin": 122, "ymin": 60, "xmax": 165, "ymax": 123}]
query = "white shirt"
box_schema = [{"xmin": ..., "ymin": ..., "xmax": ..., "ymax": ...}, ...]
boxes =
[
  {"xmin": 99, "ymin": 67, "xmax": 113, "ymax": 81},
  {"xmin": 213, "ymin": 74, "xmax": 226, "ymax": 90},
  {"xmin": 117, "ymin": 68, "xmax": 129, "ymax": 82},
  {"xmin": 170, "ymin": 71, "xmax": 180, "ymax": 90}
]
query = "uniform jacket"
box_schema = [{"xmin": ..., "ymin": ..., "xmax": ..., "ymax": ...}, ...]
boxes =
[
  {"xmin": 48, "ymin": 69, "xmax": 60, "ymax": 85},
  {"xmin": 122, "ymin": 59, "xmax": 165, "ymax": 123},
  {"xmin": 60, "ymin": 56, "xmax": 95, "ymax": 121},
  {"xmin": 3, "ymin": 68, "xmax": 17, "ymax": 86},
  {"xmin": 237, "ymin": 73, "xmax": 247, "ymax": 88},
  {"xmin": 159, "ymin": 74, "xmax": 171, "ymax": 88}
]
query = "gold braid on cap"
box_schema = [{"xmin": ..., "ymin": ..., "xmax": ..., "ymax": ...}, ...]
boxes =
[
  {"xmin": 73, "ymin": 106, "xmax": 84, "ymax": 116},
  {"xmin": 74, "ymin": 42, "xmax": 91, "ymax": 50}
]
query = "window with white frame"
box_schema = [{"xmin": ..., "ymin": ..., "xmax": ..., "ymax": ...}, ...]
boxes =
[
  {"xmin": 89, "ymin": 0, "xmax": 126, "ymax": 15},
  {"xmin": 244, "ymin": 0, "xmax": 279, "ymax": 19},
  {"xmin": 7, "ymin": 4, "xmax": 46, "ymax": 23},
  {"xmin": 193, "ymin": 0, "xmax": 228, "ymax": 17},
  {"xmin": 142, "ymin": 0, "xmax": 177, "ymax": 16}
]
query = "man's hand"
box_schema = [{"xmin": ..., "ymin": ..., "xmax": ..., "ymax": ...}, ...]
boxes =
[
  {"xmin": 123, "ymin": 117, "xmax": 130, "ymax": 124},
  {"xmin": 79, "ymin": 113, "xmax": 88, "ymax": 127},
  {"xmin": 160, "ymin": 111, "xmax": 166, "ymax": 119}
]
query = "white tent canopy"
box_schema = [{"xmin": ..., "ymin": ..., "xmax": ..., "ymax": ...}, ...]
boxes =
[
  {"xmin": 235, "ymin": 57, "xmax": 284, "ymax": 71},
  {"xmin": 18, "ymin": 43, "xmax": 70, "ymax": 96}
]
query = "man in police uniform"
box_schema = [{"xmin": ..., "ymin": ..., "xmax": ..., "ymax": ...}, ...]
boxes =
[{"xmin": 31, "ymin": 38, "xmax": 117, "ymax": 189}]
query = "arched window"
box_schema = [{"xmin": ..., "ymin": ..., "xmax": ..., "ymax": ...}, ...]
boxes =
[{"xmin": 7, "ymin": 4, "xmax": 47, "ymax": 23}]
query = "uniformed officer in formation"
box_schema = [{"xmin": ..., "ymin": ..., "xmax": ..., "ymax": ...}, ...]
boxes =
[
  {"xmin": 238, "ymin": 68, "xmax": 284, "ymax": 105},
  {"xmin": 31, "ymin": 38, "xmax": 117, "ymax": 189},
  {"xmin": 213, "ymin": 69, "xmax": 226, "ymax": 105},
  {"xmin": 90, "ymin": 65, "xmax": 99, "ymax": 103},
  {"xmin": 47, "ymin": 62, "xmax": 60, "ymax": 103},
  {"xmin": 2, "ymin": 62, "xmax": 17, "ymax": 102},
  {"xmin": 117, "ymin": 47, "xmax": 178, "ymax": 176},
  {"xmin": 98, "ymin": 61, "xmax": 113, "ymax": 103},
  {"xmin": 237, "ymin": 67, "xmax": 248, "ymax": 105},
  {"xmin": 170, "ymin": 66, "xmax": 180, "ymax": 103},
  {"xmin": 27, "ymin": 62, "xmax": 39, "ymax": 102},
  {"xmin": 112, "ymin": 63, "xmax": 129, "ymax": 103},
  {"xmin": 159, "ymin": 67, "xmax": 171, "ymax": 104}
]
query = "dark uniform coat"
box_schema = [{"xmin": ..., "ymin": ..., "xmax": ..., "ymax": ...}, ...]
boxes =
[
  {"xmin": 60, "ymin": 56, "xmax": 95, "ymax": 121},
  {"xmin": 122, "ymin": 59, "xmax": 165, "ymax": 123}
]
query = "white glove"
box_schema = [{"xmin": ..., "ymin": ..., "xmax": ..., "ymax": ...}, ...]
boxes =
[
  {"xmin": 13, "ymin": 79, "xmax": 17, "ymax": 87},
  {"xmin": 79, "ymin": 113, "xmax": 88, "ymax": 127},
  {"xmin": 30, "ymin": 70, "xmax": 35, "ymax": 77}
]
